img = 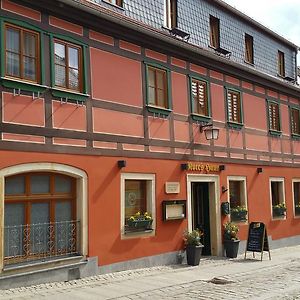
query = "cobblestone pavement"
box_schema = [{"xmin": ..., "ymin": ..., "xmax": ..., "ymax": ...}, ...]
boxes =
[{"xmin": 1, "ymin": 246, "xmax": 300, "ymax": 299}]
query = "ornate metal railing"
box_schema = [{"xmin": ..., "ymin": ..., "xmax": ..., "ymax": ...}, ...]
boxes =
[{"xmin": 4, "ymin": 220, "xmax": 80, "ymax": 265}]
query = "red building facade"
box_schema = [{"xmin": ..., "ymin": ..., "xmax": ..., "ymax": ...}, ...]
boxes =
[{"xmin": 0, "ymin": 0, "xmax": 300, "ymax": 286}]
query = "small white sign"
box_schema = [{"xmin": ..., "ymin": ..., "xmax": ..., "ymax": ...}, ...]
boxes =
[
  {"xmin": 165, "ymin": 182, "xmax": 180, "ymax": 194},
  {"xmin": 166, "ymin": 204, "xmax": 185, "ymax": 220}
]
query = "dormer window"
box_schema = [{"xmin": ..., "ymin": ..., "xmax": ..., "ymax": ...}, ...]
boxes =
[
  {"xmin": 106, "ymin": 0, "xmax": 123, "ymax": 7},
  {"xmin": 278, "ymin": 50, "xmax": 285, "ymax": 77},
  {"xmin": 165, "ymin": 0, "xmax": 177, "ymax": 29},
  {"xmin": 245, "ymin": 34, "xmax": 254, "ymax": 64},
  {"xmin": 209, "ymin": 15, "xmax": 220, "ymax": 49}
]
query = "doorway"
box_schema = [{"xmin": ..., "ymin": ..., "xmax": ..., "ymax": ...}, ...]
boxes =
[
  {"xmin": 187, "ymin": 174, "xmax": 221, "ymax": 256},
  {"xmin": 192, "ymin": 182, "xmax": 211, "ymax": 255}
]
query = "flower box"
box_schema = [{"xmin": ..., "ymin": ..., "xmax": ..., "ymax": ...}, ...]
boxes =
[
  {"xmin": 272, "ymin": 207, "xmax": 286, "ymax": 217},
  {"xmin": 231, "ymin": 210, "xmax": 247, "ymax": 222},
  {"xmin": 127, "ymin": 219, "xmax": 153, "ymax": 230}
]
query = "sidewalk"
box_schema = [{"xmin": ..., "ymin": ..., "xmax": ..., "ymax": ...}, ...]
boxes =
[{"xmin": 1, "ymin": 245, "xmax": 300, "ymax": 299}]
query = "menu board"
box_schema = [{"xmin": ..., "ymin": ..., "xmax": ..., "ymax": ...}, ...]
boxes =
[{"xmin": 245, "ymin": 222, "xmax": 271, "ymax": 260}]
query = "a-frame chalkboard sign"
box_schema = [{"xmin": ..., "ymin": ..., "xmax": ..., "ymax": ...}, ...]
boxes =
[{"xmin": 244, "ymin": 222, "xmax": 271, "ymax": 261}]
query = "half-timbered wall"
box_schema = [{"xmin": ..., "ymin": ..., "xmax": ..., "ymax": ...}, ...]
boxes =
[{"xmin": 0, "ymin": 0, "xmax": 300, "ymax": 269}]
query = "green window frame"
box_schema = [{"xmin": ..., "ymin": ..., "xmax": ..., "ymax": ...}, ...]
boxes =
[
  {"xmin": 145, "ymin": 62, "xmax": 171, "ymax": 116},
  {"xmin": 0, "ymin": 18, "xmax": 46, "ymax": 93},
  {"xmin": 267, "ymin": 100, "xmax": 281, "ymax": 135},
  {"xmin": 50, "ymin": 34, "xmax": 88, "ymax": 102},
  {"xmin": 189, "ymin": 76, "xmax": 211, "ymax": 122},
  {"xmin": 290, "ymin": 106, "xmax": 300, "ymax": 138},
  {"xmin": 225, "ymin": 88, "xmax": 243, "ymax": 129}
]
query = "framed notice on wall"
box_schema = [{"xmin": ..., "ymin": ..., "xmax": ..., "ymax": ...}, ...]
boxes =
[{"xmin": 162, "ymin": 200, "xmax": 186, "ymax": 221}]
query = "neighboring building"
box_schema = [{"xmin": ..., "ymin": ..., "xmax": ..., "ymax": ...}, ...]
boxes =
[{"xmin": 0, "ymin": 0, "xmax": 300, "ymax": 287}]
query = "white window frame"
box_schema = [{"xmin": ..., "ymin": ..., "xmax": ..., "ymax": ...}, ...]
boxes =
[
  {"xmin": 164, "ymin": 0, "xmax": 177, "ymax": 29},
  {"xmin": 120, "ymin": 173, "xmax": 156, "ymax": 239},
  {"xmin": 269, "ymin": 177, "xmax": 286, "ymax": 219},
  {"xmin": 227, "ymin": 176, "xmax": 248, "ymax": 223},
  {"xmin": 164, "ymin": 0, "xmax": 171, "ymax": 28},
  {"xmin": 292, "ymin": 179, "xmax": 300, "ymax": 218}
]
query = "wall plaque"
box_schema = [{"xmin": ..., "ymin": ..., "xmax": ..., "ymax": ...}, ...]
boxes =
[{"xmin": 165, "ymin": 182, "xmax": 180, "ymax": 194}]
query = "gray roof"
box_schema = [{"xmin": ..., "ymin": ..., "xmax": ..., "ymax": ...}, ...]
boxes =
[{"xmin": 213, "ymin": 0, "xmax": 299, "ymax": 50}]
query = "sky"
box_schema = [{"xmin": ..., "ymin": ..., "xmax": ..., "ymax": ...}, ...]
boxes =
[{"xmin": 222, "ymin": 0, "xmax": 300, "ymax": 48}]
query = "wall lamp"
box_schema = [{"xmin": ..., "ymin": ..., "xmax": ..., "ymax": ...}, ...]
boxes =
[
  {"xmin": 222, "ymin": 186, "xmax": 228, "ymax": 193},
  {"xmin": 199, "ymin": 123, "xmax": 219, "ymax": 141},
  {"xmin": 257, "ymin": 167, "xmax": 263, "ymax": 174},
  {"xmin": 118, "ymin": 160, "xmax": 127, "ymax": 168},
  {"xmin": 181, "ymin": 163, "xmax": 188, "ymax": 170},
  {"xmin": 219, "ymin": 165, "xmax": 226, "ymax": 171}
]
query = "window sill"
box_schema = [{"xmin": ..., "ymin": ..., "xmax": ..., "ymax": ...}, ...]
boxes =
[
  {"xmin": 272, "ymin": 216, "xmax": 286, "ymax": 221},
  {"xmin": 269, "ymin": 130, "xmax": 282, "ymax": 137},
  {"xmin": 208, "ymin": 44, "xmax": 218, "ymax": 51},
  {"xmin": 1, "ymin": 77, "xmax": 47, "ymax": 93},
  {"xmin": 191, "ymin": 114, "xmax": 211, "ymax": 123},
  {"xmin": 51, "ymin": 88, "xmax": 89, "ymax": 102},
  {"xmin": 291, "ymin": 133, "xmax": 300, "ymax": 140},
  {"xmin": 227, "ymin": 122, "xmax": 243, "ymax": 130},
  {"xmin": 277, "ymin": 73, "xmax": 285, "ymax": 79},
  {"xmin": 3, "ymin": 254, "xmax": 84, "ymax": 274},
  {"xmin": 102, "ymin": 0, "xmax": 124, "ymax": 10},
  {"xmin": 231, "ymin": 220, "xmax": 248, "ymax": 225},
  {"xmin": 146, "ymin": 105, "xmax": 172, "ymax": 117},
  {"xmin": 162, "ymin": 25, "xmax": 172, "ymax": 31},
  {"xmin": 244, "ymin": 60, "xmax": 255, "ymax": 67},
  {"xmin": 122, "ymin": 228, "xmax": 155, "ymax": 239}
]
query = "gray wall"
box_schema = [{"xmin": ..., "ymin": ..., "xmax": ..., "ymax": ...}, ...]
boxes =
[{"xmin": 91, "ymin": 0, "xmax": 297, "ymax": 79}]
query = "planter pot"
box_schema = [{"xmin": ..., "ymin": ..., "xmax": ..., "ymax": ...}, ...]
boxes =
[
  {"xmin": 186, "ymin": 244, "xmax": 204, "ymax": 266},
  {"xmin": 272, "ymin": 207, "xmax": 286, "ymax": 217},
  {"xmin": 127, "ymin": 219, "xmax": 153, "ymax": 230},
  {"xmin": 231, "ymin": 211, "xmax": 247, "ymax": 222},
  {"xmin": 224, "ymin": 239, "xmax": 240, "ymax": 258}
]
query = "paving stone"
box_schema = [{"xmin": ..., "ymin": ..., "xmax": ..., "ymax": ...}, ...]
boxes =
[{"xmin": 1, "ymin": 246, "xmax": 300, "ymax": 299}]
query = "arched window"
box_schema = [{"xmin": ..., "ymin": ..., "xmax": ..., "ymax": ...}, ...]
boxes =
[{"xmin": 4, "ymin": 172, "xmax": 78, "ymax": 265}]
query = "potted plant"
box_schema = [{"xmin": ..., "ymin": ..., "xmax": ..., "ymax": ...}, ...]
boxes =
[
  {"xmin": 183, "ymin": 229, "xmax": 204, "ymax": 266},
  {"xmin": 127, "ymin": 211, "xmax": 153, "ymax": 230},
  {"xmin": 230, "ymin": 206, "xmax": 248, "ymax": 222},
  {"xmin": 272, "ymin": 203, "xmax": 286, "ymax": 217},
  {"xmin": 221, "ymin": 201, "xmax": 230, "ymax": 216},
  {"xmin": 223, "ymin": 222, "xmax": 240, "ymax": 258}
]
